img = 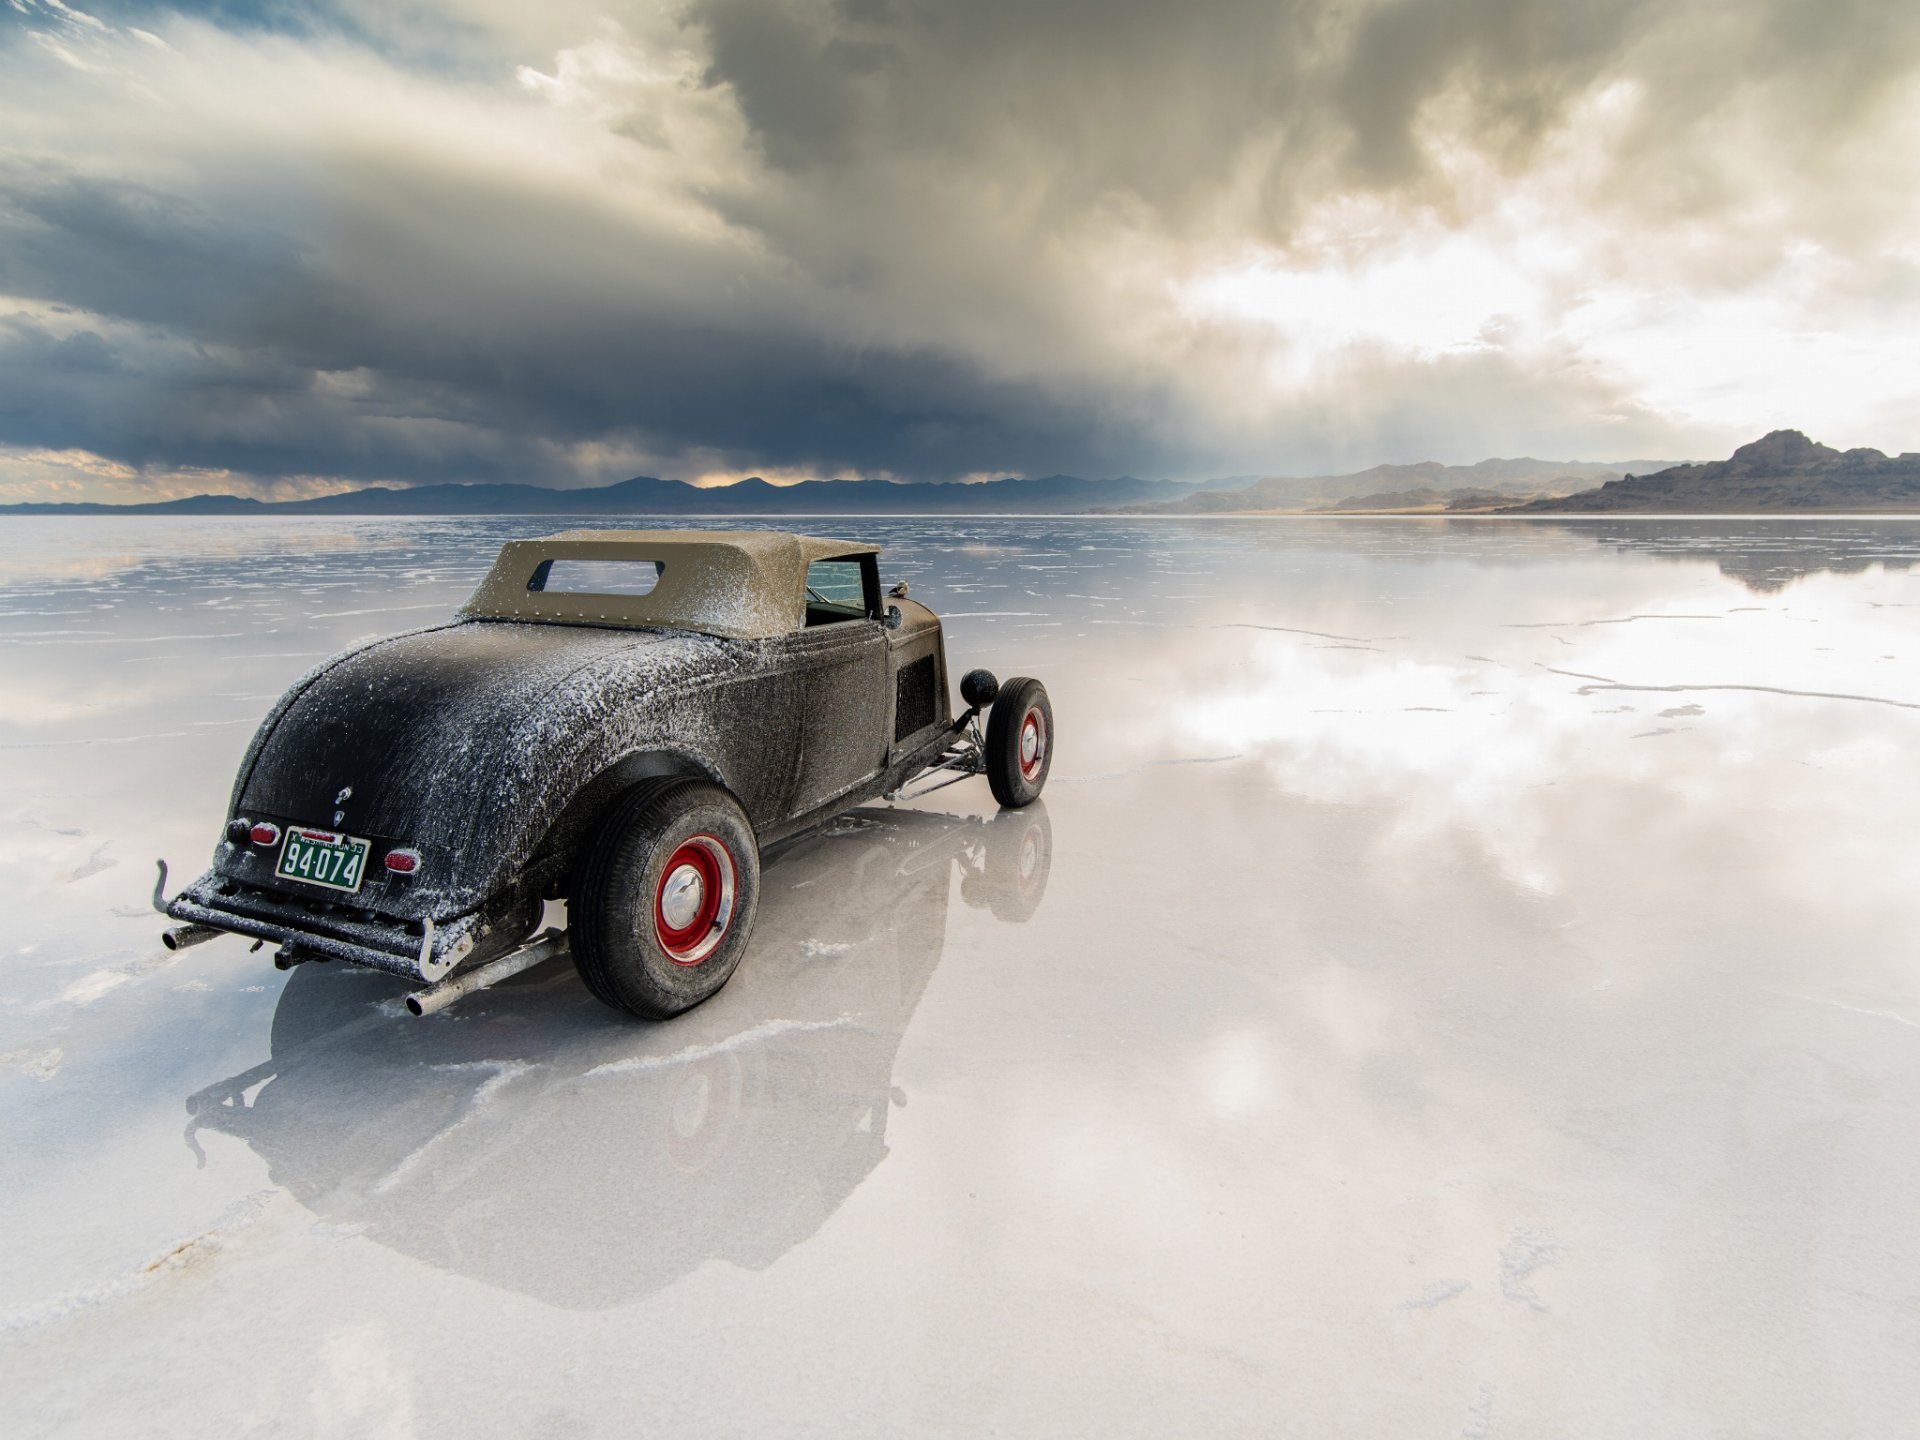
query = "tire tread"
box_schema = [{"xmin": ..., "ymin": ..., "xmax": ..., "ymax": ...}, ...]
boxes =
[
  {"xmin": 984, "ymin": 676, "xmax": 1051, "ymax": 808},
  {"xmin": 569, "ymin": 777, "xmax": 757, "ymax": 1018}
]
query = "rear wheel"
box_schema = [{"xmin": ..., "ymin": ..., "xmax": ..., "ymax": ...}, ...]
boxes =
[
  {"xmin": 984, "ymin": 677, "xmax": 1052, "ymax": 808},
  {"xmin": 569, "ymin": 778, "xmax": 761, "ymax": 1019}
]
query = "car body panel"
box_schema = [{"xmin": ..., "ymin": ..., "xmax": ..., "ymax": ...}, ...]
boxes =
[
  {"xmin": 884, "ymin": 597, "xmax": 948, "ymax": 764},
  {"xmin": 787, "ymin": 621, "xmax": 891, "ymax": 817}
]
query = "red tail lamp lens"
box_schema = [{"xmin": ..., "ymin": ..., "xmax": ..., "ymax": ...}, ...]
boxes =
[
  {"xmin": 384, "ymin": 849, "xmax": 420, "ymax": 874},
  {"xmin": 249, "ymin": 822, "xmax": 281, "ymax": 846}
]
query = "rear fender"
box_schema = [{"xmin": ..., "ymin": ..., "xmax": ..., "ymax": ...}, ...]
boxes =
[
  {"xmin": 518, "ymin": 748, "xmax": 728, "ymax": 899},
  {"xmin": 228, "ymin": 624, "xmax": 466, "ymax": 816}
]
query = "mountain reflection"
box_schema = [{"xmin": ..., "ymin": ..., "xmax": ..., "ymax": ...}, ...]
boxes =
[
  {"xmin": 1535, "ymin": 518, "xmax": 1920, "ymax": 593},
  {"xmin": 184, "ymin": 803, "xmax": 1052, "ymax": 1310}
]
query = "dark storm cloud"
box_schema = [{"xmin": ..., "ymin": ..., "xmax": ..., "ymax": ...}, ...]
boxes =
[
  {"xmin": 699, "ymin": 0, "xmax": 1653, "ymax": 210},
  {"xmin": 1, "ymin": 0, "xmax": 1917, "ymax": 496},
  {"xmin": 0, "ymin": 159, "xmax": 1169, "ymax": 483},
  {"xmin": 698, "ymin": 0, "xmax": 1920, "ymax": 231},
  {"xmin": 0, "ymin": 162, "xmax": 310, "ymax": 334}
]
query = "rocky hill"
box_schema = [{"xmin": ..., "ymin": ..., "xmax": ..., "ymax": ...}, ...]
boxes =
[{"xmin": 1502, "ymin": 432, "xmax": 1920, "ymax": 512}]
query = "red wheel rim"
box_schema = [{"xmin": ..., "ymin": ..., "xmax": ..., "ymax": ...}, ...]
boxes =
[
  {"xmin": 653, "ymin": 834, "xmax": 737, "ymax": 965},
  {"xmin": 1018, "ymin": 706, "xmax": 1048, "ymax": 782}
]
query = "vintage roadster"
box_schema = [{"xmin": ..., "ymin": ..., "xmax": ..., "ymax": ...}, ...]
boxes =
[{"xmin": 157, "ymin": 529, "xmax": 1053, "ymax": 1019}]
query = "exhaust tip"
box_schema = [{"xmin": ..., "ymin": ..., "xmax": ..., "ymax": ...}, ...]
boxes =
[{"xmin": 404, "ymin": 994, "xmax": 426, "ymax": 1016}]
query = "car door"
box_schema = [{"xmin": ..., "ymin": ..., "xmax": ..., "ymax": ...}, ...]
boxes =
[{"xmin": 784, "ymin": 554, "xmax": 890, "ymax": 818}]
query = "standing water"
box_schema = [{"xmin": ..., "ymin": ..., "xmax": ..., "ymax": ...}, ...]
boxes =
[{"xmin": 2, "ymin": 515, "xmax": 1918, "ymax": 1436}]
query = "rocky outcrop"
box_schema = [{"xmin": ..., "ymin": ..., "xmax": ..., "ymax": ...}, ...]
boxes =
[{"xmin": 1503, "ymin": 432, "xmax": 1920, "ymax": 512}]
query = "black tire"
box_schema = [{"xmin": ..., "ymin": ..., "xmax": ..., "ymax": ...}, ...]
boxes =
[
  {"xmin": 984, "ymin": 676, "xmax": 1052, "ymax": 808},
  {"xmin": 569, "ymin": 778, "xmax": 761, "ymax": 1019}
]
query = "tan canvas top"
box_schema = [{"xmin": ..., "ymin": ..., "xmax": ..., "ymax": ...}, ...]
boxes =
[{"xmin": 459, "ymin": 529, "xmax": 880, "ymax": 639}]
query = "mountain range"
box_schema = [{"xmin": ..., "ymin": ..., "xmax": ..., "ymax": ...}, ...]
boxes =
[
  {"xmin": 3, "ymin": 433, "xmax": 1909, "ymax": 515},
  {"xmin": 0, "ymin": 459, "xmax": 1665, "ymax": 517},
  {"xmin": 0, "ymin": 472, "xmax": 1223, "ymax": 517},
  {"xmin": 1105, "ymin": 456, "xmax": 1681, "ymax": 514}
]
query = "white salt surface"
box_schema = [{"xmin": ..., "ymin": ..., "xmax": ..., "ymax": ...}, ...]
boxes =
[{"xmin": 2, "ymin": 515, "xmax": 1919, "ymax": 1436}]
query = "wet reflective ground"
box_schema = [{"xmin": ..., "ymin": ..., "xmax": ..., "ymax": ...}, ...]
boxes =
[{"xmin": 2, "ymin": 516, "xmax": 1918, "ymax": 1437}]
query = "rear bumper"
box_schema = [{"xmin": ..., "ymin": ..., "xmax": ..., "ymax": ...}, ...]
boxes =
[{"xmin": 166, "ymin": 872, "xmax": 479, "ymax": 982}]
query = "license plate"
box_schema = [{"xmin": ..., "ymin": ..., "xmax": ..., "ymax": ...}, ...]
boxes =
[{"xmin": 276, "ymin": 827, "xmax": 372, "ymax": 893}]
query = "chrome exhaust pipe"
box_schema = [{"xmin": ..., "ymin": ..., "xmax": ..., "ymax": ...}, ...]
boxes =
[
  {"xmin": 162, "ymin": 923, "xmax": 224, "ymax": 951},
  {"xmin": 406, "ymin": 929, "xmax": 568, "ymax": 1017}
]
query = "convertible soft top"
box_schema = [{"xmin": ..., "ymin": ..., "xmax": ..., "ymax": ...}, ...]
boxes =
[{"xmin": 460, "ymin": 529, "xmax": 879, "ymax": 639}]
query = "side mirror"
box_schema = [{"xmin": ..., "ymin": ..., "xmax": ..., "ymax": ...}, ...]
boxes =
[{"xmin": 884, "ymin": 605, "xmax": 903, "ymax": 630}]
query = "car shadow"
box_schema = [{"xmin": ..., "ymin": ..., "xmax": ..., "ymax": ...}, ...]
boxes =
[{"xmin": 182, "ymin": 801, "xmax": 1052, "ymax": 1310}]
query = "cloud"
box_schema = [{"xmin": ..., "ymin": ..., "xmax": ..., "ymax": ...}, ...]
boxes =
[{"xmin": 0, "ymin": 0, "xmax": 1916, "ymax": 498}]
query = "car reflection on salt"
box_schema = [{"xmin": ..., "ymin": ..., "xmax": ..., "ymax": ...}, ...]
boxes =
[
  {"xmin": 183, "ymin": 803, "xmax": 1051, "ymax": 1310},
  {"xmin": 158, "ymin": 530, "xmax": 1053, "ymax": 1019}
]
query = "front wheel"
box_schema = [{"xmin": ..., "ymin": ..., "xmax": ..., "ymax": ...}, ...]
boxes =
[
  {"xmin": 984, "ymin": 677, "xmax": 1052, "ymax": 808},
  {"xmin": 569, "ymin": 778, "xmax": 761, "ymax": 1019}
]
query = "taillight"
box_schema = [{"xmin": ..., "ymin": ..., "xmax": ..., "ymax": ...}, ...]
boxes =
[
  {"xmin": 384, "ymin": 849, "xmax": 420, "ymax": 874},
  {"xmin": 249, "ymin": 822, "xmax": 281, "ymax": 846}
]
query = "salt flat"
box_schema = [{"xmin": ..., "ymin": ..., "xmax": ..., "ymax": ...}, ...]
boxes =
[{"xmin": 2, "ymin": 516, "xmax": 1917, "ymax": 1438}]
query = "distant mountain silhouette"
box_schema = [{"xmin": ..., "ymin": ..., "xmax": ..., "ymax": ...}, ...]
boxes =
[
  {"xmin": 35, "ymin": 440, "xmax": 1908, "ymax": 517},
  {"xmin": 1502, "ymin": 432, "xmax": 1920, "ymax": 512},
  {"xmin": 0, "ymin": 472, "xmax": 1211, "ymax": 517},
  {"xmin": 1310, "ymin": 486, "xmax": 1516, "ymax": 512},
  {"xmin": 1109, "ymin": 456, "xmax": 1683, "ymax": 513}
]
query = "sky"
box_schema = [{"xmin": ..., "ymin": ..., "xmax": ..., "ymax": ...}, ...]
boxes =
[{"xmin": 1, "ymin": 0, "xmax": 1917, "ymax": 501}]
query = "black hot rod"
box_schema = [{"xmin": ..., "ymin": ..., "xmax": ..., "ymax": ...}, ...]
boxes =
[{"xmin": 157, "ymin": 529, "xmax": 1053, "ymax": 1019}]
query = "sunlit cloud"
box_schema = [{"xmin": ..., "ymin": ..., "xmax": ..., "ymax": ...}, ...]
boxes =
[{"xmin": 0, "ymin": 0, "xmax": 1916, "ymax": 498}]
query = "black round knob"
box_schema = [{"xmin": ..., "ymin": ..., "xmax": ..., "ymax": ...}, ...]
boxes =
[{"xmin": 960, "ymin": 669, "xmax": 1000, "ymax": 708}]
